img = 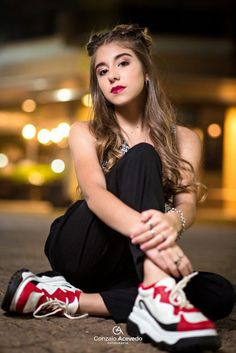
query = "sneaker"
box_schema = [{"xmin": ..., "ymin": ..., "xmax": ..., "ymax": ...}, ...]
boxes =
[
  {"xmin": 1, "ymin": 269, "xmax": 88, "ymax": 319},
  {"xmin": 127, "ymin": 272, "xmax": 221, "ymax": 352}
]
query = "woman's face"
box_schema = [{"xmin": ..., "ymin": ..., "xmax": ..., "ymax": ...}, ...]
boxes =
[{"xmin": 94, "ymin": 41, "xmax": 147, "ymax": 107}]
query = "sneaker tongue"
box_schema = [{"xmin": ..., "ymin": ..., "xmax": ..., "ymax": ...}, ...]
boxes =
[{"xmin": 155, "ymin": 277, "xmax": 176, "ymax": 290}]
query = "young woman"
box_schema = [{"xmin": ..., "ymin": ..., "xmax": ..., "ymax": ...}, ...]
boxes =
[{"xmin": 1, "ymin": 24, "xmax": 235, "ymax": 352}]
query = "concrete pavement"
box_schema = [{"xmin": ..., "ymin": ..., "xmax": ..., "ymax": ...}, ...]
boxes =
[{"xmin": 0, "ymin": 211, "xmax": 235, "ymax": 353}]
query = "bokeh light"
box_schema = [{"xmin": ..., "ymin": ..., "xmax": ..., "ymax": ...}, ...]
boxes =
[
  {"xmin": 207, "ymin": 123, "xmax": 222, "ymax": 138},
  {"xmin": 22, "ymin": 124, "xmax": 36, "ymax": 139},
  {"xmin": 21, "ymin": 99, "xmax": 37, "ymax": 113},
  {"xmin": 37, "ymin": 129, "xmax": 51, "ymax": 144},
  {"xmin": 82, "ymin": 93, "xmax": 92, "ymax": 107},
  {"xmin": 51, "ymin": 159, "xmax": 65, "ymax": 173},
  {"xmin": 28, "ymin": 171, "xmax": 45, "ymax": 185},
  {"xmin": 50, "ymin": 128, "xmax": 64, "ymax": 143},
  {"xmin": 57, "ymin": 122, "xmax": 71, "ymax": 137},
  {"xmin": 56, "ymin": 89, "xmax": 73, "ymax": 102},
  {"xmin": 0, "ymin": 153, "xmax": 9, "ymax": 168}
]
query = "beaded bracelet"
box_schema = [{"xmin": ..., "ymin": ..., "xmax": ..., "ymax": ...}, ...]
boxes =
[{"xmin": 168, "ymin": 207, "xmax": 186, "ymax": 240}]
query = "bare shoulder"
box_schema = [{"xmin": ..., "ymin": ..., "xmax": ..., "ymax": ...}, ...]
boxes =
[
  {"xmin": 68, "ymin": 120, "xmax": 99, "ymax": 167},
  {"xmin": 176, "ymin": 125, "xmax": 202, "ymax": 151},
  {"xmin": 176, "ymin": 125, "xmax": 202, "ymax": 172},
  {"xmin": 68, "ymin": 121, "xmax": 105, "ymax": 197},
  {"xmin": 69, "ymin": 121, "xmax": 95, "ymax": 144}
]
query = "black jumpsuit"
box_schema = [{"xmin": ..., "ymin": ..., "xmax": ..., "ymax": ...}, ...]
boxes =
[{"xmin": 44, "ymin": 143, "xmax": 235, "ymax": 322}]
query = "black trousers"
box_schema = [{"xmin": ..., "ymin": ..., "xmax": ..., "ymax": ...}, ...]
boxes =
[{"xmin": 44, "ymin": 143, "xmax": 235, "ymax": 322}]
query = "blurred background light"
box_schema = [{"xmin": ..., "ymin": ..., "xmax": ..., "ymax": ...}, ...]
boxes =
[
  {"xmin": 37, "ymin": 128, "xmax": 51, "ymax": 144},
  {"xmin": 82, "ymin": 93, "xmax": 92, "ymax": 108},
  {"xmin": 0, "ymin": 0, "xmax": 235, "ymax": 213},
  {"xmin": 0, "ymin": 153, "xmax": 9, "ymax": 168},
  {"xmin": 22, "ymin": 124, "xmax": 36, "ymax": 139},
  {"xmin": 32, "ymin": 78, "xmax": 49, "ymax": 90},
  {"xmin": 28, "ymin": 171, "xmax": 45, "ymax": 185},
  {"xmin": 21, "ymin": 99, "xmax": 37, "ymax": 113},
  {"xmin": 223, "ymin": 107, "xmax": 236, "ymax": 194},
  {"xmin": 51, "ymin": 159, "xmax": 65, "ymax": 173},
  {"xmin": 207, "ymin": 123, "xmax": 222, "ymax": 138},
  {"xmin": 50, "ymin": 128, "xmax": 64, "ymax": 143},
  {"xmin": 55, "ymin": 89, "xmax": 74, "ymax": 102},
  {"xmin": 57, "ymin": 122, "xmax": 70, "ymax": 137}
]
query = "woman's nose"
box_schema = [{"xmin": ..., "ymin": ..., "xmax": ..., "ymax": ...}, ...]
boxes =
[{"xmin": 108, "ymin": 70, "xmax": 120, "ymax": 82}]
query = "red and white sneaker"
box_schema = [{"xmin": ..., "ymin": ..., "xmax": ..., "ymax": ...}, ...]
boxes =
[
  {"xmin": 1, "ymin": 269, "xmax": 88, "ymax": 319},
  {"xmin": 127, "ymin": 272, "xmax": 221, "ymax": 352}
]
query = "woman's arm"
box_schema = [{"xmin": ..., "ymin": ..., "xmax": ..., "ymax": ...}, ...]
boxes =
[
  {"xmin": 164, "ymin": 126, "xmax": 202, "ymax": 235},
  {"xmin": 162, "ymin": 126, "xmax": 202, "ymax": 233},
  {"xmin": 69, "ymin": 121, "xmax": 140, "ymax": 237},
  {"xmin": 130, "ymin": 126, "xmax": 202, "ymax": 251}
]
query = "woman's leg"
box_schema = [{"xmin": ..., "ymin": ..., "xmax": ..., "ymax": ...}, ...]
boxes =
[
  {"xmin": 109, "ymin": 143, "xmax": 234, "ymax": 320},
  {"xmin": 184, "ymin": 271, "xmax": 236, "ymax": 321},
  {"xmin": 143, "ymin": 258, "xmax": 168, "ymax": 285},
  {"xmin": 79, "ymin": 293, "xmax": 110, "ymax": 316},
  {"xmin": 106, "ymin": 143, "xmax": 165, "ymax": 281},
  {"xmin": 43, "ymin": 143, "xmax": 166, "ymax": 320},
  {"xmin": 41, "ymin": 143, "xmax": 236, "ymax": 325},
  {"xmin": 44, "ymin": 199, "xmax": 133, "ymax": 293}
]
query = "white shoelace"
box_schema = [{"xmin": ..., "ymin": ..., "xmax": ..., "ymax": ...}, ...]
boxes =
[
  {"xmin": 33, "ymin": 297, "xmax": 89, "ymax": 320},
  {"xmin": 169, "ymin": 272, "xmax": 198, "ymax": 309}
]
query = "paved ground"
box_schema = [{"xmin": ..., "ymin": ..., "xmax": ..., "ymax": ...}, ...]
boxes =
[{"xmin": 0, "ymin": 211, "xmax": 235, "ymax": 353}]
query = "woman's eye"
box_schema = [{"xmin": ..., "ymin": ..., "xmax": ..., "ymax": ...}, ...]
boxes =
[
  {"xmin": 119, "ymin": 60, "xmax": 129, "ymax": 67},
  {"xmin": 98, "ymin": 69, "xmax": 108, "ymax": 76}
]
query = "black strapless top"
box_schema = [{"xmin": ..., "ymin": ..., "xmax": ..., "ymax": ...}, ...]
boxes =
[
  {"xmin": 101, "ymin": 125, "xmax": 177, "ymax": 211},
  {"xmin": 101, "ymin": 125, "xmax": 177, "ymax": 171}
]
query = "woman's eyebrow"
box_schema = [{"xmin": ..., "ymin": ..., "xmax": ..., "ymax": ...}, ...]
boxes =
[{"xmin": 95, "ymin": 52, "xmax": 132, "ymax": 71}]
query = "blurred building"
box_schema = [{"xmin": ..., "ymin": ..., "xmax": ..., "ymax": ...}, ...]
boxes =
[{"xmin": 0, "ymin": 0, "xmax": 236, "ymax": 214}]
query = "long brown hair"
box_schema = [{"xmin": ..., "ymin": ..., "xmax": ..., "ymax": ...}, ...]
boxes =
[{"xmin": 86, "ymin": 24, "xmax": 200, "ymax": 203}]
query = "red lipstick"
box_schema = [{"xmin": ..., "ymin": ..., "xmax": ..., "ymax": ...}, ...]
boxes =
[{"xmin": 111, "ymin": 86, "xmax": 126, "ymax": 94}]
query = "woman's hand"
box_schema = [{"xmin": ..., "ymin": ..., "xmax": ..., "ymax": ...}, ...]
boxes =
[
  {"xmin": 130, "ymin": 209, "xmax": 181, "ymax": 251},
  {"xmin": 145, "ymin": 244, "xmax": 193, "ymax": 278}
]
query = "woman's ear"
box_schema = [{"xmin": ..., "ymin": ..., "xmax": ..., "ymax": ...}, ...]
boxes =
[{"xmin": 145, "ymin": 75, "xmax": 150, "ymax": 88}]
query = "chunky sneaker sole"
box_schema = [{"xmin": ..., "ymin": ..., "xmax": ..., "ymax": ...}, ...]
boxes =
[{"xmin": 127, "ymin": 306, "xmax": 221, "ymax": 353}]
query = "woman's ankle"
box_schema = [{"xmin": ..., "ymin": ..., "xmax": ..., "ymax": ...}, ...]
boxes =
[
  {"xmin": 143, "ymin": 258, "xmax": 169, "ymax": 287},
  {"xmin": 78, "ymin": 293, "xmax": 110, "ymax": 316}
]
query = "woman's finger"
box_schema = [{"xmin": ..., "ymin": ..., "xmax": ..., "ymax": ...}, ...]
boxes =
[
  {"xmin": 159, "ymin": 250, "xmax": 180, "ymax": 278},
  {"xmin": 133, "ymin": 226, "xmax": 167, "ymax": 247},
  {"xmin": 131, "ymin": 224, "xmax": 158, "ymax": 243},
  {"xmin": 131, "ymin": 231, "xmax": 154, "ymax": 245},
  {"xmin": 132, "ymin": 222, "xmax": 168, "ymax": 244},
  {"xmin": 145, "ymin": 248, "xmax": 168, "ymax": 271},
  {"xmin": 140, "ymin": 234, "xmax": 165, "ymax": 250},
  {"xmin": 180, "ymin": 258, "xmax": 193, "ymax": 276},
  {"xmin": 140, "ymin": 209, "xmax": 157, "ymax": 222},
  {"xmin": 131, "ymin": 227, "xmax": 155, "ymax": 243},
  {"xmin": 156, "ymin": 235, "xmax": 175, "ymax": 250},
  {"xmin": 162, "ymin": 247, "xmax": 188, "ymax": 278},
  {"xmin": 174, "ymin": 256, "xmax": 192, "ymax": 277},
  {"xmin": 130, "ymin": 222, "xmax": 149, "ymax": 238}
]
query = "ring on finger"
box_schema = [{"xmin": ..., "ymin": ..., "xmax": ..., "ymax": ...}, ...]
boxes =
[
  {"xmin": 150, "ymin": 228, "xmax": 156, "ymax": 237},
  {"xmin": 160, "ymin": 232, "xmax": 166, "ymax": 241},
  {"xmin": 148, "ymin": 222, "xmax": 154, "ymax": 230},
  {"xmin": 174, "ymin": 255, "xmax": 184, "ymax": 267}
]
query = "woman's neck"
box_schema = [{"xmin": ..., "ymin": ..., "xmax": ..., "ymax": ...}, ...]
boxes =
[
  {"xmin": 115, "ymin": 106, "xmax": 151, "ymax": 147},
  {"xmin": 114, "ymin": 87, "xmax": 147, "ymax": 127},
  {"xmin": 115, "ymin": 104, "xmax": 145, "ymax": 130}
]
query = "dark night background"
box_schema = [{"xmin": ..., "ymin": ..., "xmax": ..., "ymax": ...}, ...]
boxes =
[
  {"xmin": 0, "ymin": 0, "xmax": 236, "ymax": 44},
  {"xmin": 0, "ymin": 0, "xmax": 236, "ymax": 206}
]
